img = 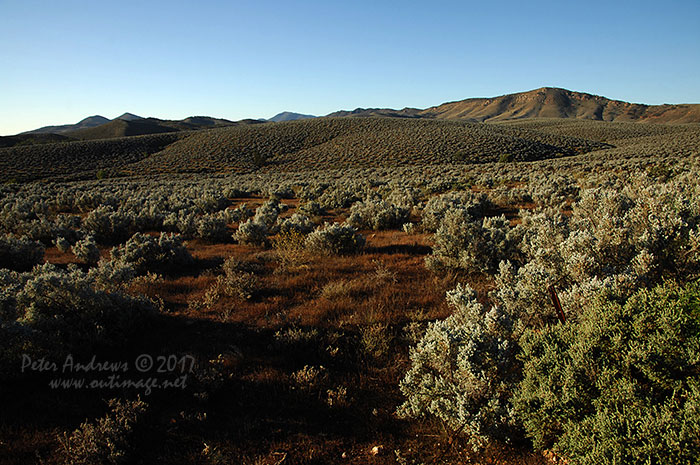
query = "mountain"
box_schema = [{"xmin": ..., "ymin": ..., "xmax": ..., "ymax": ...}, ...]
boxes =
[
  {"xmin": 23, "ymin": 115, "xmax": 110, "ymax": 135},
  {"xmin": 328, "ymin": 88, "xmax": 700, "ymax": 124},
  {"xmin": 268, "ymin": 112, "xmax": 316, "ymax": 122},
  {"xmin": 416, "ymin": 87, "xmax": 700, "ymax": 123},
  {"xmin": 67, "ymin": 116, "xmax": 263, "ymax": 141},
  {"xmin": 326, "ymin": 107, "xmax": 422, "ymax": 118},
  {"xmin": 15, "ymin": 87, "xmax": 700, "ymax": 143},
  {"xmin": 115, "ymin": 112, "xmax": 143, "ymax": 121}
]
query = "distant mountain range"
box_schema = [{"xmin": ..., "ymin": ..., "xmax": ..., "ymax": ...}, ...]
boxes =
[
  {"xmin": 16, "ymin": 114, "xmax": 264, "ymax": 143},
  {"xmin": 8, "ymin": 88, "xmax": 700, "ymax": 147}
]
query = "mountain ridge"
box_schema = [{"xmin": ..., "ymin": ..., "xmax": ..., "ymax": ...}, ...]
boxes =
[
  {"xmin": 22, "ymin": 115, "xmax": 111, "ymax": 135},
  {"xmin": 327, "ymin": 88, "xmax": 700, "ymax": 123},
  {"xmin": 15, "ymin": 87, "xmax": 700, "ymax": 140}
]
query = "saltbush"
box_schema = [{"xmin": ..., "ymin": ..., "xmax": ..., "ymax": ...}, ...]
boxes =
[
  {"xmin": 305, "ymin": 223, "xmax": 365, "ymax": 255},
  {"xmin": 0, "ymin": 234, "xmax": 45, "ymax": 271},
  {"xmin": 196, "ymin": 215, "xmax": 228, "ymax": 242},
  {"xmin": 398, "ymin": 284, "xmax": 522, "ymax": 450},
  {"xmin": 233, "ymin": 219, "xmax": 269, "ymax": 247},
  {"xmin": 252, "ymin": 199, "xmax": 285, "ymax": 229},
  {"xmin": 110, "ymin": 233, "xmax": 193, "ymax": 275},
  {"xmin": 0, "ymin": 264, "xmax": 153, "ymax": 374},
  {"xmin": 276, "ymin": 213, "xmax": 315, "ymax": 236},
  {"xmin": 61, "ymin": 398, "xmax": 148, "ymax": 465},
  {"xmin": 346, "ymin": 198, "xmax": 409, "ymax": 230},
  {"xmin": 426, "ymin": 211, "xmax": 517, "ymax": 274},
  {"xmin": 420, "ymin": 192, "xmax": 493, "ymax": 232},
  {"xmin": 72, "ymin": 235, "xmax": 101, "ymax": 265}
]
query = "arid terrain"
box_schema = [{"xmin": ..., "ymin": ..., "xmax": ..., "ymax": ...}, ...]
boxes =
[{"xmin": 1, "ymin": 88, "xmax": 700, "ymax": 464}]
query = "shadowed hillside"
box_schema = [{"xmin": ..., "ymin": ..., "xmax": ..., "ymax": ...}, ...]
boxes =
[
  {"xmin": 5, "ymin": 116, "xmax": 700, "ymax": 183},
  {"xmin": 68, "ymin": 116, "xmax": 263, "ymax": 140},
  {"xmin": 0, "ymin": 133, "xmax": 74, "ymax": 148},
  {"xmin": 126, "ymin": 117, "xmax": 609, "ymax": 175},
  {"xmin": 22, "ymin": 115, "xmax": 110, "ymax": 135},
  {"xmin": 0, "ymin": 133, "xmax": 183, "ymax": 182}
]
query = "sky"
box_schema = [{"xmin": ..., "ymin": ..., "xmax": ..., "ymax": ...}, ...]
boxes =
[{"xmin": 1, "ymin": 0, "xmax": 699, "ymax": 135}]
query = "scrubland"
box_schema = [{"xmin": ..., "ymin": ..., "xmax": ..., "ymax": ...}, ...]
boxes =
[{"xmin": 1, "ymin": 118, "xmax": 700, "ymax": 464}]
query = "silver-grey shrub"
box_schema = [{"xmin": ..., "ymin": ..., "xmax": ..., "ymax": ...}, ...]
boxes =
[
  {"xmin": 420, "ymin": 192, "xmax": 493, "ymax": 232},
  {"xmin": 62, "ymin": 397, "xmax": 148, "ymax": 465},
  {"xmin": 163, "ymin": 210, "xmax": 198, "ymax": 239},
  {"xmin": 253, "ymin": 199, "xmax": 285, "ymax": 229},
  {"xmin": 218, "ymin": 203, "xmax": 254, "ymax": 224},
  {"xmin": 55, "ymin": 236, "xmax": 71, "ymax": 253},
  {"xmin": 72, "ymin": 235, "xmax": 101, "ymax": 265},
  {"xmin": 276, "ymin": 213, "xmax": 315, "ymax": 236},
  {"xmin": 83, "ymin": 205, "xmax": 132, "ymax": 243},
  {"xmin": 297, "ymin": 201, "xmax": 325, "ymax": 218},
  {"xmin": 317, "ymin": 187, "xmax": 360, "ymax": 209},
  {"xmin": 491, "ymin": 179, "xmax": 700, "ymax": 325},
  {"xmin": 0, "ymin": 264, "xmax": 153, "ymax": 373},
  {"xmin": 398, "ymin": 284, "xmax": 522, "ymax": 451},
  {"xmin": 346, "ymin": 198, "xmax": 409, "ymax": 230},
  {"xmin": 110, "ymin": 233, "xmax": 193, "ymax": 275},
  {"xmin": 305, "ymin": 222, "xmax": 365, "ymax": 255},
  {"xmin": 426, "ymin": 210, "xmax": 518, "ymax": 274},
  {"xmin": 0, "ymin": 234, "xmax": 45, "ymax": 271},
  {"xmin": 233, "ymin": 219, "xmax": 269, "ymax": 247},
  {"xmin": 196, "ymin": 215, "xmax": 229, "ymax": 242}
]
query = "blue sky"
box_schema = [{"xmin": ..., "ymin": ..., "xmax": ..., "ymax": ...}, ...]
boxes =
[{"xmin": 1, "ymin": 0, "xmax": 699, "ymax": 135}]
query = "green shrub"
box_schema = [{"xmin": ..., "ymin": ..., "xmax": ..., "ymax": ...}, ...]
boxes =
[{"xmin": 514, "ymin": 280, "xmax": 700, "ymax": 464}]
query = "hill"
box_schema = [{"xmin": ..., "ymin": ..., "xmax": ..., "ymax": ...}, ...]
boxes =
[
  {"xmin": 1, "ymin": 117, "xmax": 618, "ymax": 182},
  {"xmin": 329, "ymin": 88, "xmax": 700, "ymax": 124},
  {"xmin": 22, "ymin": 115, "xmax": 110, "ymax": 134},
  {"xmin": 115, "ymin": 112, "xmax": 144, "ymax": 121},
  {"xmin": 66, "ymin": 116, "xmax": 263, "ymax": 140},
  {"xmin": 0, "ymin": 133, "xmax": 74, "ymax": 148},
  {"xmin": 418, "ymin": 87, "xmax": 700, "ymax": 123},
  {"xmin": 268, "ymin": 112, "xmax": 316, "ymax": 122},
  {"xmin": 326, "ymin": 107, "xmax": 422, "ymax": 118},
  {"xmin": 89, "ymin": 117, "xmax": 611, "ymax": 177}
]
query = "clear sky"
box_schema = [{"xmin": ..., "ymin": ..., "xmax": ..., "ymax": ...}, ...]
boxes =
[{"xmin": 1, "ymin": 0, "xmax": 699, "ymax": 135}]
